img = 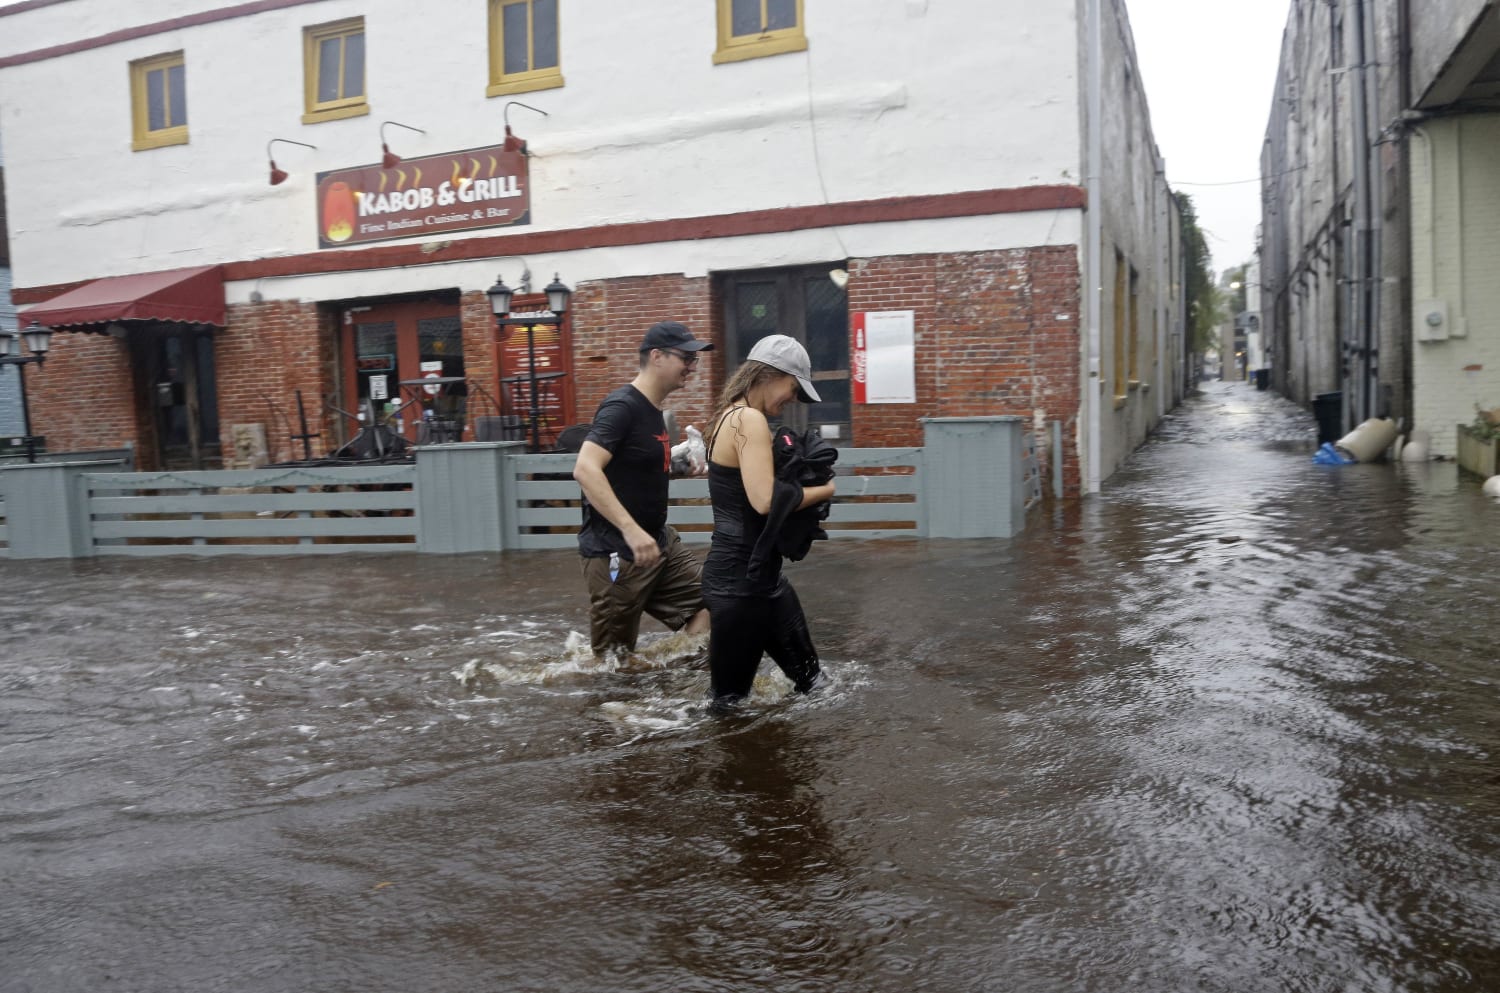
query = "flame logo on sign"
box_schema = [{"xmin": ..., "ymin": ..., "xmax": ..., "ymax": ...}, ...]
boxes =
[{"xmin": 323, "ymin": 181, "xmax": 356, "ymax": 242}]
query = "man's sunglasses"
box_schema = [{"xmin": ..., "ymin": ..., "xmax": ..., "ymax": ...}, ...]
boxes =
[{"xmin": 663, "ymin": 348, "xmax": 700, "ymax": 365}]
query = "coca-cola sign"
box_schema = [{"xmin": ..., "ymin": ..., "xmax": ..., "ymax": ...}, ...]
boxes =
[
  {"xmin": 852, "ymin": 310, "xmax": 916, "ymax": 404},
  {"xmin": 315, "ymin": 142, "xmax": 531, "ymax": 248}
]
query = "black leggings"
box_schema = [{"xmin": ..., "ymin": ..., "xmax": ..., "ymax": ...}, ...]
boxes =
[{"xmin": 703, "ymin": 578, "xmax": 822, "ymax": 705}]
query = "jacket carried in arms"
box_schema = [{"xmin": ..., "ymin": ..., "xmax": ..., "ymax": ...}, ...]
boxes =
[{"xmin": 747, "ymin": 426, "xmax": 838, "ymax": 582}]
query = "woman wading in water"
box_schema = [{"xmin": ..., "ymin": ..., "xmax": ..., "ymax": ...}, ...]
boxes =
[{"xmin": 701, "ymin": 335, "xmax": 836, "ymax": 711}]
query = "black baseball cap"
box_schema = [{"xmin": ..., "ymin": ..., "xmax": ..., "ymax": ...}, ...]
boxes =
[{"xmin": 640, "ymin": 321, "xmax": 714, "ymax": 353}]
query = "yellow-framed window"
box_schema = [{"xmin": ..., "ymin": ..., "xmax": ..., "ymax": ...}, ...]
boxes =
[
  {"xmin": 488, "ymin": 0, "xmax": 563, "ymax": 97},
  {"xmin": 303, "ymin": 17, "xmax": 367, "ymax": 124},
  {"xmin": 129, "ymin": 51, "xmax": 187, "ymax": 151},
  {"xmin": 1127, "ymin": 266, "xmax": 1141, "ymax": 387},
  {"xmin": 1112, "ymin": 251, "xmax": 1128, "ymax": 403},
  {"xmin": 715, "ymin": 0, "xmax": 807, "ymax": 65}
]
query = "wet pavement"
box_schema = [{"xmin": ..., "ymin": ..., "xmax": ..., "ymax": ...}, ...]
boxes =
[{"xmin": 2, "ymin": 380, "xmax": 1498, "ymax": 993}]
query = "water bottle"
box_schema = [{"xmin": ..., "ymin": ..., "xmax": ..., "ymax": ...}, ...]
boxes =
[{"xmin": 608, "ymin": 552, "xmax": 620, "ymax": 583}]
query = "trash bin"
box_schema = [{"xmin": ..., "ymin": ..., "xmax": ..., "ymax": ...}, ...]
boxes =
[
  {"xmin": 1254, "ymin": 369, "xmax": 1270, "ymax": 391},
  {"xmin": 1313, "ymin": 391, "xmax": 1343, "ymax": 445}
]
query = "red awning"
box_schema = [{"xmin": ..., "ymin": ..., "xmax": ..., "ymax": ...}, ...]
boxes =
[{"xmin": 22, "ymin": 265, "xmax": 225, "ymax": 330}]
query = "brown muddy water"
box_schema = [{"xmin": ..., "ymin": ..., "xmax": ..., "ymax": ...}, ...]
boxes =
[{"xmin": 2, "ymin": 382, "xmax": 1498, "ymax": 992}]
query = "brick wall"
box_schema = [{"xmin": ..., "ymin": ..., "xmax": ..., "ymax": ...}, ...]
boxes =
[
  {"xmin": 217, "ymin": 294, "xmax": 500, "ymax": 462},
  {"xmin": 218, "ymin": 301, "xmax": 338, "ymax": 464},
  {"xmin": 540, "ymin": 251, "xmax": 1082, "ymax": 489},
  {"xmin": 26, "ymin": 330, "xmax": 135, "ymax": 451},
  {"xmin": 849, "ymin": 246, "xmax": 1082, "ymax": 492},
  {"xmin": 22, "ymin": 247, "xmax": 1081, "ymax": 490},
  {"xmin": 569, "ymin": 273, "xmax": 720, "ymax": 428},
  {"xmin": 460, "ymin": 289, "xmax": 499, "ymax": 419}
]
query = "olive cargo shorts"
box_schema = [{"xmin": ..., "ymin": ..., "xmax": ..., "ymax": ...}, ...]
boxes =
[{"xmin": 582, "ymin": 527, "xmax": 705, "ymax": 655}]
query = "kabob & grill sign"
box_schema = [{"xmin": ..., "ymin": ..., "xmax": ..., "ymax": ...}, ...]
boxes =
[{"xmin": 315, "ymin": 142, "xmax": 531, "ymax": 248}]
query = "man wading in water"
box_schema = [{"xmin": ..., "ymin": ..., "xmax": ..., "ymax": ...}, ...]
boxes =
[{"xmin": 572, "ymin": 322, "xmax": 713, "ymax": 657}]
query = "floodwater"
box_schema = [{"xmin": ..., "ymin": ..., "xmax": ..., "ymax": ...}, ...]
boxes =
[{"xmin": 2, "ymin": 380, "xmax": 1498, "ymax": 993}]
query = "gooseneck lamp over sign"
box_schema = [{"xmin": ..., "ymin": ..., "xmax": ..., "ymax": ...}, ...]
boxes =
[
  {"xmin": 266, "ymin": 138, "xmax": 317, "ymax": 186},
  {"xmin": 0, "ymin": 321, "xmax": 54, "ymax": 462},
  {"xmin": 487, "ymin": 273, "xmax": 571, "ymax": 452},
  {"xmin": 380, "ymin": 120, "xmax": 426, "ymax": 169}
]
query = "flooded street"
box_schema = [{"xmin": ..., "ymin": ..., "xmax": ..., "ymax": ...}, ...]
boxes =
[{"xmin": 2, "ymin": 380, "xmax": 1497, "ymax": 993}]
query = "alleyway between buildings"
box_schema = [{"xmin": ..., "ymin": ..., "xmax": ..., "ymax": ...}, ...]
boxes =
[{"xmin": 2, "ymin": 381, "xmax": 1496, "ymax": 993}]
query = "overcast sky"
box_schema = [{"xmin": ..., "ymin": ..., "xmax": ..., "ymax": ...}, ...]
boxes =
[{"xmin": 1125, "ymin": 0, "xmax": 1291, "ymax": 276}]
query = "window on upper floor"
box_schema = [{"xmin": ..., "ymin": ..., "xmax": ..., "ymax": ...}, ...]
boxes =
[
  {"xmin": 303, "ymin": 17, "xmax": 367, "ymax": 124},
  {"xmin": 1127, "ymin": 266, "xmax": 1141, "ymax": 387},
  {"xmin": 488, "ymin": 0, "xmax": 563, "ymax": 97},
  {"xmin": 715, "ymin": 0, "xmax": 806, "ymax": 65},
  {"xmin": 1112, "ymin": 250, "xmax": 1128, "ymax": 402},
  {"xmin": 130, "ymin": 51, "xmax": 188, "ymax": 151}
]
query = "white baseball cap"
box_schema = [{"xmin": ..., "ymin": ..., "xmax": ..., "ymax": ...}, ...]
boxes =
[{"xmin": 747, "ymin": 334, "xmax": 821, "ymax": 402}]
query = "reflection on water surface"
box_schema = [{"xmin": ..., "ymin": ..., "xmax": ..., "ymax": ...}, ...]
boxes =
[{"xmin": 2, "ymin": 383, "xmax": 1497, "ymax": 992}]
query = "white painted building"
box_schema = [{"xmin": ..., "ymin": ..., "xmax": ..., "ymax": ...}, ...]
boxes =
[
  {"xmin": 1263, "ymin": 0, "xmax": 1500, "ymax": 458},
  {"xmin": 1, "ymin": 0, "xmax": 1180, "ymax": 492},
  {"xmin": 0, "ymin": 130, "xmax": 25, "ymax": 439}
]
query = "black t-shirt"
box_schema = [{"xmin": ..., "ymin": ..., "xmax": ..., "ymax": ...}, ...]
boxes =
[{"xmin": 578, "ymin": 384, "xmax": 672, "ymax": 559}]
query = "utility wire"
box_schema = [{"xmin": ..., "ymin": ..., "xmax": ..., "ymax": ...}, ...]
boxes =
[
  {"xmin": 1173, "ymin": 177, "xmax": 1267, "ymax": 187},
  {"xmin": 1172, "ymin": 165, "xmax": 1309, "ymax": 188},
  {"xmin": 804, "ymin": 37, "xmax": 852, "ymax": 261}
]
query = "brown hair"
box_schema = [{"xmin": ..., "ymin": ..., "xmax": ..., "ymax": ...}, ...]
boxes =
[{"xmin": 706, "ymin": 360, "xmax": 789, "ymax": 454}]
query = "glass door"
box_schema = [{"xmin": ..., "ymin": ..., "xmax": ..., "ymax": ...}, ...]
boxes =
[
  {"xmin": 341, "ymin": 297, "xmax": 465, "ymax": 446},
  {"xmin": 417, "ymin": 315, "xmax": 466, "ymax": 442},
  {"xmin": 353, "ymin": 319, "xmax": 398, "ymax": 425},
  {"xmin": 723, "ymin": 266, "xmax": 850, "ymax": 442}
]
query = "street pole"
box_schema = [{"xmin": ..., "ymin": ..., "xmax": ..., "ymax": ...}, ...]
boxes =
[
  {"xmin": 486, "ymin": 274, "xmax": 571, "ymax": 454},
  {"xmin": 17, "ymin": 362, "xmax": 36, "ymax": 463},
  {"xmin": 526, "ymin": 320, "xmax": 540, "ymax": 452}
]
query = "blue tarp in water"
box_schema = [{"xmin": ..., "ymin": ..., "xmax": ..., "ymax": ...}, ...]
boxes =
[{"xmin": 1311, "ymin": 442, "xmax": 1356, "ymax": 465}]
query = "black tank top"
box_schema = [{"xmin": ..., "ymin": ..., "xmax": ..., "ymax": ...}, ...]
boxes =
[{"xmin": 702, "ymin": 461, "xmax": 782, "ymax": 596}]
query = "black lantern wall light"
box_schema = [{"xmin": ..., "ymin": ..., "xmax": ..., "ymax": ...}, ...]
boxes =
[{"xmin": 0, "ymin": 321, "xmax": 53, "ymax": 462}]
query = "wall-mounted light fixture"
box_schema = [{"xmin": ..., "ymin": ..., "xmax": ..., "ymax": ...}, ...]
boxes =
[
  {"xmin": 381, "ymin": 121, "xmax": 426, "ymax": 169},
  {"xmin": 0, "ymin": 321, "xmax": 54, "ymax": 462},
  {"xmin": 502, "ymin": 101, "xmax": 549, "ymax": 155},
  {"xmin": 267, "ymin": 139, "xmax": 317, "ymax": 186}
]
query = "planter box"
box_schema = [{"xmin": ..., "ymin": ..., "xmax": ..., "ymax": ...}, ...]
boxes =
[{"xmin": 1456, "ymin": 424, "xmax": 1499, "ymax": 478}]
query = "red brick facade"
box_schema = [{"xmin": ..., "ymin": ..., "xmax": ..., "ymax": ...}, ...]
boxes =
[
  {"xmin": 22, "ymin": 245, "xmax": 1082, "ymax": 492},
  {"xmin": 569, "ymin": 274, "xmax": 721, "ymax": 430},
  {"xmin": 26, "ymin": 331, "xmax": 134, "ymax": 452},
  {"xmin": 215, "ymin": 300, "xmax": 335, "ymax": 465},
  {"xmin": 847, "ymin": 246, "xmax": 1081, "ymax": 491}
]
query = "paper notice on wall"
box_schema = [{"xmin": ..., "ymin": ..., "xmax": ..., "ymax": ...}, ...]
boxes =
[
  {"xmin": 369, "ymin": 375, "xmax": 389, "ymax": 400},
  {"xmin": 852, "ymin": 310, "xmax": 916, "ymax": 404}
]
